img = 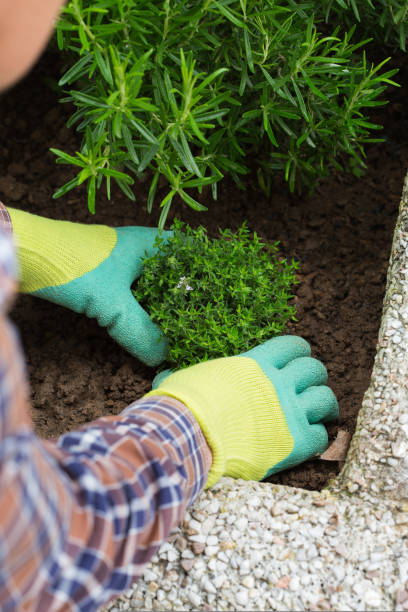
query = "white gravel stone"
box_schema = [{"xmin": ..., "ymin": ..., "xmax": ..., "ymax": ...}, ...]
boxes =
[
  {"xmin": 332, "ymin": 564, "xmax": 345, "ymax": 582},
  {"xmin": 200, "ymin": 577, "xmax": 217, "ymax": 594},
  {"xmin": 236, "ymin": 517, "xmax": 248, "ymax": 530},
  {"xmin": 166, "ymin": 549, "xmax": 178, "ymax": 562},
  {"xmin": 188, "ymin": 591, "xmax": 202, "ymax": 607},
  {"xmin": 201, "ymin": 517, "xmax": 216, "ymax": 534},
  {"xmin": 289, "ymin": 576, "xmax": 300, "ymax": 591},
  {"xmin": 206, "ymin": 500, "xmax": 220, "ymax": 514},
  {"xmin": 188, "ymin": 519, "xmax": 202, "ymax": 533},
  {"xmin": 235, "ymin": 590, "xmax": 249, "ymax": 606},
  {"xmin": 364, "ymin": 588, "xmax": 382, "ymax": 608},
  {"xmin": 189, "ymin": 533, "xmax": 206, "ymax": 543},
  {"xmin": 239, "ymin": 559, "xmax": 251, "ymax": 575},
  {"xmin": 392, "ymin": 441, "xmax": 407, "ymax": 457},
  {"xmin": 213, "ymin": 574, "xmax": 227, "ymax": 589},
  {"xmin": 181, "ymin": 549, "xmax": 195, "ymax": 559},
  {"xmin": 142, "ymin": 569, "xmax": 157, "ymax": 582},
  {"xmin": 242, "ymin": 575, "xmax": 255, "ymax": 589}
]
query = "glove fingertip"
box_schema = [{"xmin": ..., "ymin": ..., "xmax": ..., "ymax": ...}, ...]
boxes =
[{"xmin": 152, "ymin": 369, "xmax": 173, "ymax": 389}]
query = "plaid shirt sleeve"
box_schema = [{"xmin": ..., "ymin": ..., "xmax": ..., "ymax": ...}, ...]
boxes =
[{"xmin": 0, "ymin": 216, "xmax": 212, "ymax": 612}]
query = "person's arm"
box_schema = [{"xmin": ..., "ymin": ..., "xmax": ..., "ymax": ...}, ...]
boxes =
[
  {"xmin": 0, "ymin": 227, "xmax": 212, "ymax": 610},
  {"xmin": 0, "ymin": 394, "xmax": 212, "ymax": 610},
  {"xmin": 0, "ymin": 0, "xmax": 65, "ymax": 91}
]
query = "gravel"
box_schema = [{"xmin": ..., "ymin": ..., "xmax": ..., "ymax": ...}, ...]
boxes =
[{"xmin": 102, "ymin": 171, "xmax": 408, "ymax": 612}]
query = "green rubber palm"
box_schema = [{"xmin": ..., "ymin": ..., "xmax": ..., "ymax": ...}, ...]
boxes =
[
  {"xmin": 150, "ymin": 335, "xmax": 338, "ymax": 486},
  {"xmin": 9, "ymin": 208, "xmax": 170, "ymax": 366}
]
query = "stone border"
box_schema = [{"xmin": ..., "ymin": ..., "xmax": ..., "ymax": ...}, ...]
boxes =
[{"xmin": 104, "ymin": 170, "xmax": 408, "ymax": 612}]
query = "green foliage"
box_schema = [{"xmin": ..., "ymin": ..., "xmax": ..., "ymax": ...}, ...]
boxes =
[
  {"xmin": 54, "ymin": 1, "xmax": 400, "ymax": 227},
  {"xmin": 134, "ymin": 220, "xmax": 299, "ymax": 369},
  {"xmin": 321, "ymin": 1, "xmax": 408, "ymax": 51}
]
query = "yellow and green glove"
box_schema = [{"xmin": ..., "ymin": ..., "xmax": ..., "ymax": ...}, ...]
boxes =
[
  {"xmin": 8, "ymin": 208, "xmax": 169, "ymax": 366},
  {"xmin": 147, "ymin": 335, "xmax": 338, "ymax": 487}
]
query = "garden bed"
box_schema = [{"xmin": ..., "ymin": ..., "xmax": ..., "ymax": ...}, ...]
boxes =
[{"xmin": 1, "ymin": 49, "xmax": 407, "ymax": 490}]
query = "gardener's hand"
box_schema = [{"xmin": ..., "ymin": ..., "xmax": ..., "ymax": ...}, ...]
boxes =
[
  {"xmin": 8, "ymin": 208, "xmax": 169, "ymax": 366},
  {"xmin": 147, "ymin": 335, "xmax": 338, "ymax": 487}
]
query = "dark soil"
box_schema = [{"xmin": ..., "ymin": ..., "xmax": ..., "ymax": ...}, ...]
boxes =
[{"xmin": 1, "ymin": 49, "xmax": 407, "ymax": 491}]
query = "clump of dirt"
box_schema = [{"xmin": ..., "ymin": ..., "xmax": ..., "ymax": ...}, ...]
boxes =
[{"xmin": 1, "ymin": 49, "xmax": 407, "ymax": 490}]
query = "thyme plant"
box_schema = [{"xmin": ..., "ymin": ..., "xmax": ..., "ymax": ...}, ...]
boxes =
[
  {"xmin": 53, "ymin": 1, "xmax": 400, "ymax": 226},
  {"xmin": 134, "ymin": 221, "xmax": 299, "ymax": 369}
]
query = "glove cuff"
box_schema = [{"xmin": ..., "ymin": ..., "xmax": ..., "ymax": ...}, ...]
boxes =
[
  {"xmin": 8, "ymin": 208, "xmax": 116, "ymax": 292},
  {"xmin": 146, "ymin": 356, "xmax": 294, "ymax": 487}
]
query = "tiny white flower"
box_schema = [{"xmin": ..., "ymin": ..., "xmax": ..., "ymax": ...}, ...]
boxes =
[{"xmin": 176, "ymin": 276, "xmax": 193, "ymax": 291}]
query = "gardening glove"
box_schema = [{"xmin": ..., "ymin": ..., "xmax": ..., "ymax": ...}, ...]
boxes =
[
  {"xmin": 147, "ymin": 335, "xmax": 338, "ymax": 487},
  {"xmin": 8, "ymin": 207, "xmax": 169, "ymax": 366}
]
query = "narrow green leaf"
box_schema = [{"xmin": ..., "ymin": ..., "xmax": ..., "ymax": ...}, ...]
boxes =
[
  {"xmin": 77, "ymin": 168, "xmax": 92, "ymax": 185},
  {"xmin": 52, "ymin": 177, "xmax": 80, "ymax": 199},
  {"xmin": 163, "ymin": 71, "xmax": 179, "ymax": 116},
  {"xmin": 158, "ymin": 198, "xmax": 173, "ymax": 231},
  {"xmin": 179, "ymin": 190, "xmax": 208, "ymax": 211},
  {"xmin": 147, "ymin": 171, "xmax": 160, "ymax": 213},
  {"xmin": 160, "ymin": 190, "xmax": 176, "ymax": 209},
  {"xmin": 116, "ymin": 178, "xmax": 136, "ymax": 200},
  {"xmin": 263, "ymin": 113, "xmax": 278, "ymax": 147},
  {"xmin": 70, "ymin": 91, "xmax": 109, "ymax": 108},
  {"xmin": 133, "ymin": 98, "xmax": 158, "ymax": 112},
  {"xmin": 260, "ymin": 65, "xmax": 277, "ymax": 90},
  {"xmin": 349, "ymin": 0, "xmax": 360, "ymax": 21},
  {"xmin": 243, "ymin": 29, "xmax": 254, "ymax": 73},
  {"xmin": 139, "ymin": 143, "xmax": 160, "ymax": 172},
  {"xmin": 106, "ymin": 175, "xmax": 111, "ymax": 201},
  {"xmin": 130, "ymin": 119, "xmax": 158, "ymax": 144},
  {"xmin": 179, "ymin": 132, "xmax": 202, "ymax": 177},
  {"xmin": 58, "ymin": 54, "xmax": 91, "ymax": 86},
  {"xmin": 122, "ymin": 124, "xmax": 139, "ymax": 165},
  {"xmin": 194, "ymin": 68, "xmax": 228, "ymax": 94},
  {"xmin": 212, "ymin": 1, "xmax": 245, "ymax": 27},
  {"xmin": 87, "ymin": 176, "xmax": 96, "ymax": 214},
  {"xmin": 188, "ymin": 114, "xmax": 209, "ymax": 145},
  {"xmin": 78, "ymin": 26, "xmax": 90, "ymax": 51},
  {"xmin": 56, "ymin": 26, "xmax": 64, "ymax": 51},
  {"xmin": 113, "ymin": 112, "xmax": 122, "ymax": 138},
  {"xmin": 291, "ymin": 78, "xmax": 309, "ymax": 122},
  {"xmin": 99, "ymin": 168, "xmax": 134, "ymax": 182},
  {"xmin": 239, "ymin": 62, "xmax": 248, "ymax": 97},
  {"xmin": 50, "ymin": 148, "xmax": 86, "ymax": 167},
  {"xmin": 183, "ymin": 175, "xmax": 219, "ymax": 188},
  {"xmin": 95, "ymin": 48, "xmax": 113, "ymax": 85},
  {"xmin": 299, "ymin": 67, "xmax": 328, "ymax": 101}
]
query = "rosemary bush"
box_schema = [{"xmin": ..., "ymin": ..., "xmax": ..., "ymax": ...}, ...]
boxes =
[
  {"xmin": 133, "ymin": 221, "xmax": 298, "ymax": 369},
  {"xmin": 53, "ymin": 0, "xmax": 401, "ymax": 227}
]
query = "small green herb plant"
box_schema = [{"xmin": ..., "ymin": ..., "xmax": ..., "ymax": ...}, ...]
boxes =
[
  {"xmin": 134, "ymin": 220, "xmax": 299, "ymax": 369},
  {"xmin": 52, "ymin": 0, "xmax": 401, "ymax": 226}
]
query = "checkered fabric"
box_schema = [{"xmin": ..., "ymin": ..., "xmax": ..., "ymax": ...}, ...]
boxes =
[
  {"xmin": 0, "ymin": 201, "xmax": 12, "ymax": 234},
  {"xmin": 0, "ymin": 224, "xmax": 212, "ymax": 611}
]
